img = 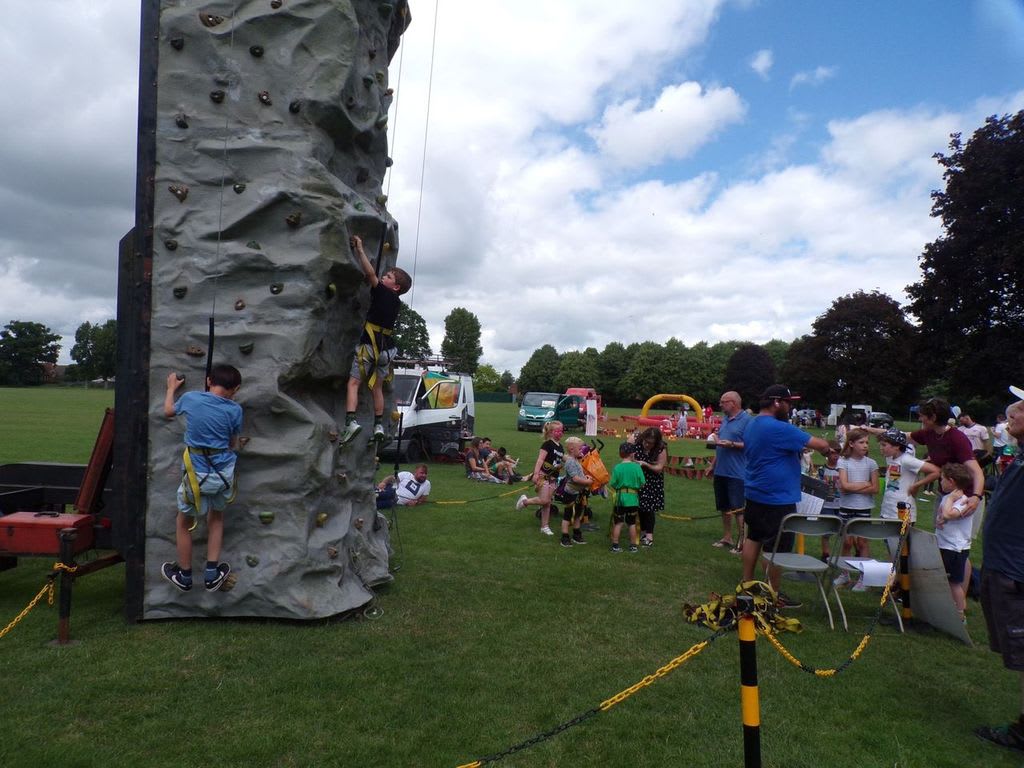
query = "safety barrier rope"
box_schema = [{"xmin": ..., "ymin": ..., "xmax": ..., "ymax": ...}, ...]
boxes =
[
  {"xmin": 430, "ymin": 484, "xmax": 532, "ymax": 506},
  {"xmin": 453, "ymin": 629, "xmax": 729, "ymax": 767},
  {"xmin": 0, "ymin": 563, "xmax": 77, "ymax": 640},
  {"xmin": 661, "ymin": 512, "xmax": 722, "ymax": 522}
]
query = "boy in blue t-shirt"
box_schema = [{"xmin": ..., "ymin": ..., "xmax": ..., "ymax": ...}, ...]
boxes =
[{"xmin": 161, "ymin": 364, "xmax": 243, "ymax": 592}]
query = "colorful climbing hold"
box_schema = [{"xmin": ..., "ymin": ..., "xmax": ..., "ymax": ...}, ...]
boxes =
[
  {"xmin": 233, "ymin": 183, "xmax": 246, "ymax": 194},
  {"xmin": 239, "ymin": 342, "xmax": 254, "ymax": 354},
  {"xmin": 170, "ymin": 37, "xmax": 184, "ymax": 51},
  {"xmin": 173, "ymin": 287, "xmax": 188, "ymax": 299},
  {"xmin": 288, "ymin": 100, "xmax": 301, "ymax": 114},
  {"xmin": 258, "ymin": 90, "xmax": 272, "ymax": 106},
  {"xmin": 168, "ymin": 184, "xmax": 189, "ymax": 203},
  {"xmin": 269, "ymin": 283, "xmax": 284, "ymax": 295},
  {"xmin": 234, "ymin": 299, "xmax": 246, "ymax": 311},
  {"xmin": 164, "ymin": 239, "xmax": 179, "ymax": 251},
  {"xmin": 285, "ymin": 212, "xmax": 302, "ymax": 228},
  {"xmin": 315, "ymin": 512, "xmax": 328, "ymax": 527},
  {"xmin": 175, "ymin": 114, "xmax": 189, "ymax": 129},
  {"xmin": 246, "ymin": 240, "xmax": 261, "ymax": 250},
  {"xmin": 258, "ymin": 510, "xmax": 275, "ymax": 524},
  {"xmin": 245, "ymin": 555, "xmax": 260, "ymax": 567},
  {"xmin": 186, "ymin": 345, "xmax": 205, "ymax": 357},
  {"xmin": 210, "ymin": 90, "xmax": 225, "ymax": 103},
  {"xmin": 249, "ymin": 45, "xmax": 264, "ymax": 57}
]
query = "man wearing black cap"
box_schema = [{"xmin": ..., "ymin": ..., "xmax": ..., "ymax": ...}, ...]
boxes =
[{"xmin": 742, "ymin": 385, "xmax": 831, "ymax": 597}]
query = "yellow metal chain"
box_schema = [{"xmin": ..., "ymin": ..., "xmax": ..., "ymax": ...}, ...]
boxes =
[
  {"xmin": 599, "ymin": 638, "xmax": 710, "ymax": 711},
  {"xmin": 0, "ymin": 562, "xmax": 78, "ymax": 640}
]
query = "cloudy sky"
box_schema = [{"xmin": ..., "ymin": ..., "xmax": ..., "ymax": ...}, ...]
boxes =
[{"xmin": 3, "ymin": 1, "xmax": 1023, "ymax": 375}]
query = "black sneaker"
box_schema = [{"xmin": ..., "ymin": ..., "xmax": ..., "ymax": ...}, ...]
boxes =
[
  {"xmin": 976, "ymin": 723, "xmax": 1024, "ymax": 753},
  {"xmin": 776, "ymin": 592, "xmax": 803, "ymax": 609},
  {"xmin": 572, "ymin": 534, "xmax": 586, "ymax": 545},
  {"xmin": 628, "ymin": 545, "xmax": 639, "ymax": 553},
  {"xmin": 162, "ymin": 562, "xmax": 192, "ymax": 592},
  {"xmin": 610, "ymin": 544, "xmax": 622, "ymax": 553},
  {"xmin": 205, "ymin": 562, "xmax": 231, "ymax": 591},
  {"xmin": 560, "ymin": 537, "xmax": 574, "ymax": 548}
]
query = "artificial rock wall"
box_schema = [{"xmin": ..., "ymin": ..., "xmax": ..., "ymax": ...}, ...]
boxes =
[{"xmin": 143, "ymin": 0, "xmax": 410, "ymax": 619}]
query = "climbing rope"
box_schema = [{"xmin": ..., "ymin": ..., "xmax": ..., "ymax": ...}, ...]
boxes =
[
  {"xmin": 453, "ymin": 629, "xmax": 728, "ymax": 767},
  {"xmin": 407, "ymin": 0, "xmax": 440, "ymax": 308},
  {"xmin": 0, "ymin": 563, "xmax": 77, "ymax": 640}
]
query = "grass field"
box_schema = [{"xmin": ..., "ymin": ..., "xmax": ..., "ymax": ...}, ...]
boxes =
[{"xmin": 0, "ymin": 392, "xmax": 1016, "ymax": 767}]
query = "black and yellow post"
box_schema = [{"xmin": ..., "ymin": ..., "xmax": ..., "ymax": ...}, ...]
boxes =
[
  {"xmin": 897, "ymin": 502, "xmax": 912, "ymax": 622},
  {"xmin": 736, "ymin": 594, "xmax": 762, "ymax": 768}
]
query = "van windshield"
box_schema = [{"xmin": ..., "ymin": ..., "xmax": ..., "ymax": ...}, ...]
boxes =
[
  {"xmin": 523, "ymin": 393, "xmax": 557, "ymax": 408},
  {"xmin": 392, "ymin": 374, "xmax": 419, "ymax": 406}
]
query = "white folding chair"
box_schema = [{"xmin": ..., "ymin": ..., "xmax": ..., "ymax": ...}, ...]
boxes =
[
  {"xmin": 834, "ymin": 518, "xmax": 906, "ymax": 632},
  {"xmin": 762, "ymin": 514, "xmax": 845, "ymax": 629}
]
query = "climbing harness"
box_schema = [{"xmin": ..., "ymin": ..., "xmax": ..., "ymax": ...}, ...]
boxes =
[{"xmin": 181, "ymin": 446, "xmax": 237, "ymax": 532}]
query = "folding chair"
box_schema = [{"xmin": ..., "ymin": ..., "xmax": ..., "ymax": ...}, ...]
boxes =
[
  {"xmin": 762, "ymin": 513, "xmax": 845, "ymax": 629},
  {"xmin": 834, "ymin": 518, "xmax": 905, "ymax": 633}
]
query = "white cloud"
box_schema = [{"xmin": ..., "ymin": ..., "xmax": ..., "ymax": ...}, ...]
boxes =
[
  {"xmin": 790, "ymin": 65, "xmax": 837, "ymax": 89},
  {"xmin": 750, "ymin": 49, "xmax": 774, "ymax": 79},
  {"xmin": 588, "ymin": 82, "xmax": 746, "ymax": 169}
]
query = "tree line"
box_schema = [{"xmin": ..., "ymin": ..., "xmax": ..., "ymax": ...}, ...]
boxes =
[{"xmin": 4, "ymin": 111, "xmax": 1021, "ymax": 411}]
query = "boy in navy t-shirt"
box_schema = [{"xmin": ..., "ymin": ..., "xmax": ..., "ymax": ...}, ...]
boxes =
[
  {"xmin": 341, "ymin": 234, "xmax": 412, "ymax": 445},
  {"xmin": 161, "ymin": 364, "xmax": 242, "ymax": 592}
]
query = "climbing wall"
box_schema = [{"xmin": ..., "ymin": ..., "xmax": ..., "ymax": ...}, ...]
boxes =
[{"xmin": 143, "ymin": 0, "xmax": 410, "ymax": 619}]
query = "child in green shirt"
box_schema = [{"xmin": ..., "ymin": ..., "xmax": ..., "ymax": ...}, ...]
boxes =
[{"xmin": 609, "ymin": 442, "xmax": 646, "ymax": 553}]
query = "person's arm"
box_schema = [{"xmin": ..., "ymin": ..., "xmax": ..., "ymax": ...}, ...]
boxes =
[
  {"xmin": 639, "ymin": 447, "xmax": 667, "ymax": 474},
  {"xmin": 961, "ymin": 459, "xmax": 986, "ymax": 514},
  {"xmin": 350, "ymin": 235, "xmax": 379, "ymax": 288},
  {"xmin": 164, "ymin": 372, "xmax": 184, "ymax": 418},
  {"xmin": 838, "ymin": 465, "xmax": 875, "ymax": 494},
  {"xmin": 806, "ymin": 435, "xmax": 831, "ymax": 456},
  {"xmin": 907, "ymin": 461, "xmax": 940, "ymax": 497},
  {"xmin": 531, "ymin": 448, "xmax": 549, "ymax": 484}
]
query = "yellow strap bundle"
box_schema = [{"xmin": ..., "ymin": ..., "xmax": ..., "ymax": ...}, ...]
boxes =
[{"xmin": 682, "ymin": 581, "xmax": 802, "ymax": 634}]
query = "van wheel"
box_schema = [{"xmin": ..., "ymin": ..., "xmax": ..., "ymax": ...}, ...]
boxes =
[{"xmin": 404, "ymin": 439, "xmax": 423, "ymax": 463}]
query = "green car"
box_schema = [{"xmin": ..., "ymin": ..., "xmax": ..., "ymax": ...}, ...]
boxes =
[{"xmin": 517, "ymin": 392, "xmax": 584, "ymax": 431}]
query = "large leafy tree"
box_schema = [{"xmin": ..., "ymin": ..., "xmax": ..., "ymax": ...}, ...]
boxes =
[
  {"xmin": 517, "ymin": 344, "xmax": 560, "ymax": 393},
  {"xmin": 440, "ymin": 307, "xmax": 482, "ymax": 374},
  {"xmin": 553, "ymin": 350, "xmax": 600, "ymax": 393},
  {"xmin": 392, "ymin": 304, "xmax": 431, "ymax": 359},
  {"xmin": 619, "ymin": 341, "xmax": 672, "ymax": 403},
  {"xmin": 723, "ymin": 343, "xmax": 776, "ymax": 408},
  {"xmin": 473, "ymin": 363, "xmax": 502, "ymax": 392},
  {"xmin": 596, "ymin": 342, "xmax": 630, "ymax": 403},
  {"xmin": 782, "ymin": 291, "xmax": 919, "ymax": 411},
  {"xmin": 0, "ymin": 320, "xmax": 61, "ymax": 385},
  {"xmin": 499, "ymin": 370, "xmax": 514, "ymax": 390},
  {"xmin": 906, "ymin": 110, "xmax": 1024, "ymax": 401},
  {"xmin": 70, "ymin": 319, "xmax": 117, "ymax": 381}
]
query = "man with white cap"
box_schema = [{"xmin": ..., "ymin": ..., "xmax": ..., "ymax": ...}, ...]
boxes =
[{"xmin": 977, "ymin": 387, "xmax": 1024, "ymax": 753}]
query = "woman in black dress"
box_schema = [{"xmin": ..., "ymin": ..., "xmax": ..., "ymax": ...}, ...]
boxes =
[{"xmin": 632, "ymin": 427, "xmax": 667, "ymax": 547}]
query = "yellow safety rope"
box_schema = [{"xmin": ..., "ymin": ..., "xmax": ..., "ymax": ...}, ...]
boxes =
[{"xmin": 0, "ymin": 563, "xmax": 77, "ymax": 640}]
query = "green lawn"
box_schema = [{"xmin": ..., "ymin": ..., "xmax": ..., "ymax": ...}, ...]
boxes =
[{"xmin": 0, "ymin": 395, "xmax": 1015, "ymax": 767}]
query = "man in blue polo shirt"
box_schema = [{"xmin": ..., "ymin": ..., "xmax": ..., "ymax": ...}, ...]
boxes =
[
  {"xmin": 742, "ymin": 385, "xmax": 830, "ymax": 597},
  {"xmin": 710, "ymin": 390, "xmax": 751, "ymax": 552}
]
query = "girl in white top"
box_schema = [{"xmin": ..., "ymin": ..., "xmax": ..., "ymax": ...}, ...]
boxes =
[
  {"xmin": 836, "ymin": 429, "xmax": 879, "ymax": 586},
  {"xmin": 935, "ymin": 462, "xmax": 976, "ymax": 620}
]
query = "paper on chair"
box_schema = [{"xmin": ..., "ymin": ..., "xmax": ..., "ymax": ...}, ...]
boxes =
[{"xmin": 845, "ymin": 559, "xmax": 893, "ymax": 587}]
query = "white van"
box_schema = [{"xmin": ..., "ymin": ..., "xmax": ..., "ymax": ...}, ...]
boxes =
[{"xmin": 381, "ymin": 360, "xmax": 475, "ymax": 462}]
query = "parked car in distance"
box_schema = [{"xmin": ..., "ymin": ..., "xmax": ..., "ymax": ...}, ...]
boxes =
[
  {"xmin": 869, "ymin": 411, "xmax": 895, "ymax": 428},
  {"xmin": 794, "ymin": 408, "xmax": 817, "ymax": 425},
  {"xmin": 517, "ymin": 392, "xmax": 584, "ymax": 431}
]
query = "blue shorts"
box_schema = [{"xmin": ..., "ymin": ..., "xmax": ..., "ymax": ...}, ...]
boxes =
[
  {"xmin": 177, "ymin": 465, "xmax": 234, "ymax": 517},
  {"xmin": 713, "ymin": 475, "xmax": 745, "ymax": 513}
]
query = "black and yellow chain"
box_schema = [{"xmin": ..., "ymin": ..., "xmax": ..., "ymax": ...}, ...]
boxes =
[{"xmin": 0, "ymin": 563, "xmax": 78, "ymax": 640}]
